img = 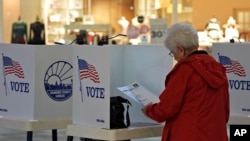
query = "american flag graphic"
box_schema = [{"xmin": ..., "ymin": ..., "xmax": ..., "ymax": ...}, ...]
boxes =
[
  {"xmin": 219, "ymin": 55, "xmax": 246, "ymax": 77},
  {"xmin": 3, "ymin": 56, "xmax": 25, "ymax": 78},
  {"xmin": 78, "ymin": 58, "xmax": 100, "ymax": 83}
]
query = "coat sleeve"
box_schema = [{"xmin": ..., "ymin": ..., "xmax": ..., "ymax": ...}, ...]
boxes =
[{"xmin": 146, "ymin": 63, "xmax": 193, "ymax": 122}]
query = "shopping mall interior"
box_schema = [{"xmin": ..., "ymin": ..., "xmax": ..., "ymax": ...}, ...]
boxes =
[
  {"xmin": 0, "ymin": 0, "xmax": 249, "ymax": 140},
  {"xmin": 1, "ymin": 0, "xmax": 250, "ymax": 46}
]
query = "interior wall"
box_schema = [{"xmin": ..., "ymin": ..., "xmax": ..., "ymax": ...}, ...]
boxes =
[
  {"xmin": 0, "ymin": 0, "xmax": 3, "ymax": 42},
  {"xmin": 19, "ymin": 0, "xmax": 41, "ymax": 42},
  {"xmin": 192, "ymin": 0, "xmax": 250, "ymax": 31},
  {"xmin": 3, "ymin": 0, "xmax": 20, "ymax": 43},
  {"xmin": 2, "ymin": 0, "xmax": 41, "ymax": 44},
  {"xmin": 91, "ymin": 0, "xmax": 134, "ymax": 35},
  {"xmin": 20, "ymin": 0, "xmax": 41, "ymax": 28},
  {"xmin": 91, "ymin": 0, "xmax": 110, "ymax": 24},
  {"xmin": 116, "ymin": 0, "xmax": 134, "ymax": 34}
]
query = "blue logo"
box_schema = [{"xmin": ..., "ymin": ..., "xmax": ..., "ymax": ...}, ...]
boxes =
[{"xmin": 44, "ymin": 61, "xmax": 73, "ymax": 101}]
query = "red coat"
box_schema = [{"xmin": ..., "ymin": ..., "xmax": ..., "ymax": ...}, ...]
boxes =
[{"xmin": 146, "ymin": 52, "xmax": 229, "ymax": 141}]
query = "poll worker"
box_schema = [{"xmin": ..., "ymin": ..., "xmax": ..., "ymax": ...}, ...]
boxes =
[{"xmin": 142, "ymin": 23, "xmax": 229, "ymax": 141}]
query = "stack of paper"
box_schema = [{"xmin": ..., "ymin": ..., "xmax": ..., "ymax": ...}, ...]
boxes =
[{"xmin": 117, "ymin": 82, "xmax": 160, "ymax": 106}]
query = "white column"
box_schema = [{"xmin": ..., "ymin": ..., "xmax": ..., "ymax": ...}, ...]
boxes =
[
  {"xmin": 137, "ymin": 0, "xmax": 145, "ymax": 15},
  {"xmin": 88, "ymin": 0, "xmax": 91, "ymax": 15},
  {"xmin": 0, "ymin": 0, "xmax": 3, "ymax": 42},
  {"xmin": 172, "ymin": 0, "xmax": 178, "ymax": 24}
]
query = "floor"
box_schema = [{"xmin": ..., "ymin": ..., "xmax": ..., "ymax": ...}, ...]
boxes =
[
  {"xmin": 0, "ymin": 128, "xmax": 161, "ymax": 141},
  {"xmin": 0, "ymin": 127, "xmax": 230, "ymax": 141}
]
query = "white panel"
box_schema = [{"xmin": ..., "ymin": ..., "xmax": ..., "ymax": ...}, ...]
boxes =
[
  {"xmin": 34, "ymin": 45, "xmax": 73, "ymax": 120},
  {"xmin": 212, "ymin": 43, "xmax": 250, "ymax": 117},
  {"xmin": 0, "ymin": 44, "xmax": 73, "ymax": 121},
  {"xmin": 123, "ymin": 45, "xmax": 173, "ymax": 123},
  {"xmin": 72, "ymin": 45, "xmax": 113, "ymax": 129},
  {"xmin": 0, "ymin": 44, "xmax": 36, "ymax": 120}
]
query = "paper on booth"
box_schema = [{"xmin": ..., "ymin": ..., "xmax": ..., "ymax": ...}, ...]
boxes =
[{"xmin": 117, "ymin": 82, "xmax": 160, "ymax": 106}]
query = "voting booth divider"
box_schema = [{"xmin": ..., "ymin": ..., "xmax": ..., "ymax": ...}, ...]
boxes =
[
  {"xmin": 0, "ymin": 44, "xmax": 72, "ymax": 120},
  {"xmin": 0, "ymin": 43, "xmax": 172, "ymax": 140},
  {"xmin": 69, "ymin": 45, "xmax": 172, "ymax": 140},
  {"xmin": 72, "ymin": 45, "xmax": 124, "ymax": 129},
  {"xmin": 0, "ymin": 43, "xmax": 73, "ymax": 141},
  {"xmin": 212, "ymin": 43, "xmax": 250, "ymax": 117},
  {"xmin": 71, "ymin": 45, "xmax": 173, "ymax": 129},
  {"xmin": 212, "ymin": 43, "xmax": 250, "ymax": 140}
]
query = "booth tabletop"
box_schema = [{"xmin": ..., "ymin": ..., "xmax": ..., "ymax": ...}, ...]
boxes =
[
  {"xmin": 0, "ymin": 117, "xmax": 72, "ymax": 131},
  {"xmin": 229, "ymin": 115, "xmax": 250, "ymax": 125},
  {"xmin": 66, "ymin": 122, "xmax": 164, "ymax": 140}
]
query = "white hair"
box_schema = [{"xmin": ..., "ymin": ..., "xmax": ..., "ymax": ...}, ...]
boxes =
[{"xmin": 163, "ymin": 23, "xmax": 199, "ymax": 52}]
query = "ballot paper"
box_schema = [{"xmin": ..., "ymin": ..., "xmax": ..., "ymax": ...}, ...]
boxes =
[{"xmin": 117, "ymin": 82, "xmax": 160, "ymax": 106}]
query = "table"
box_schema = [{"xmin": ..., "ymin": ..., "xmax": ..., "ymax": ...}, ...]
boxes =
[
  {"xmin": 66, "ymin": 122, "xmax": 163, "ymax": 141},
  {"xmin": 0, "ymin": 117, "xmax": 71, "ymax": 141},
  {"xmin": 66, "ymin": 116, "xmax": 250, "ymax": 141},
  {"xmin": 229, "ymin": 115, "xmax": 250, "ymax": 124}
]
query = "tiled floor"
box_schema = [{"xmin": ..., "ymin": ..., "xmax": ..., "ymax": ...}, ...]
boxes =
[{"xmin": 0, "ymin": 128, "xmax": 161, "ymax": 141}]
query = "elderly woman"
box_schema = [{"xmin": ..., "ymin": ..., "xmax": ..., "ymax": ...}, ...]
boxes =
[{"xmin": 142, "ymin": 23, "xmax": 229, "ymax": 141}]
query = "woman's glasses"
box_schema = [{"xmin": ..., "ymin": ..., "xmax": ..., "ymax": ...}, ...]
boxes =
[{"xmin": 169, "ymin": 52, "xmax": 174, "ymax": 57}]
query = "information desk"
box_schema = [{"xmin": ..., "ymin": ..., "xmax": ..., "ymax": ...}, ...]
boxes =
[
  {"xmin": 0, "ymin": 117, "xmax": 71, "ymax": 141},
  {"xmin": 66, "ymin": 122, "xmax": 164, "ymax": 141}
]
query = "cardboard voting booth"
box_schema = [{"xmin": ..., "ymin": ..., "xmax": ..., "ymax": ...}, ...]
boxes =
[
  {"xmin": 0, "ymin": 44, "xmax": 72, "ymax": 120},
  {"xmin": 123, "ymin": 45, "xmax": 173, "ymax": 122},
  {"xmin": 72, "ymin": 45, "xmax": 124, "ymax": 129},
  {"xmin": 212, "ymin": 43, "xmax": 250, "ymax": 116},
  {"xmin": 72, "ymin": 45, "xmax": 173, "ymax": 129}
]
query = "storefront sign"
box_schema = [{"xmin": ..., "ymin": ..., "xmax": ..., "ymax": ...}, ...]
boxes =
[
  {"xmin": 140, "ymin": 24, "xmax": 150, "ymax": 34},
  {"xmin": 150, "ymin": 18, "xmax": 167, "ymax": 44},
  {"xmin": 127, "ymin": 26, "xmax": 140, "ymax": 39}
]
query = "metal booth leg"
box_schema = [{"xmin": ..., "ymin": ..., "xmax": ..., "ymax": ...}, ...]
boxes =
[
  {"xmin": 67, "ymin": 136, "xmax": 74, "ymax": 141},
  {"xmin": 52, "ymin": 129, "xmax": 58, "ymax": 141},
  {"xmin": 27, "ymin": 131, "xmax": 33, "ymax": 141}
]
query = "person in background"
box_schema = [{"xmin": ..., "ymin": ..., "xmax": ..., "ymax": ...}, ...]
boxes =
[{"xmin": 142, "ymin": 23, "xmax": 229, "ymax": 141}]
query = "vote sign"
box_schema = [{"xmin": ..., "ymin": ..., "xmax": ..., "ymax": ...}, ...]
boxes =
[
  {"xmin": 0, "ymin": 44, "xmax": 72, "ymax": 120},
  {"xmin": 212, "ymin": 43, "xmax": 250, "ymax": 116},
  {"xmin": 72, "ymin": 46, "xmax": 124, "ymax": 129}
]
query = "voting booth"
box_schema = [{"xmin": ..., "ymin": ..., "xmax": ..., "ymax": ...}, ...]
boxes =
[
  {"xmin": 212, "ymin": 43, "xmax": 250, "ymax": 117},
  {"xmin": 72, "ymin": 45, "xmax": 124, "ymax": 129},
  {"xmin": 71, "ymin": 45, "xmax": 173, "ymax": 129},
  {"xmin": 123, "ymin": 45, "xmax": 173, "ymax": 122},
  {"xmin": 0, "ymin": 43, "xmax": 72, "ymax": 121}
]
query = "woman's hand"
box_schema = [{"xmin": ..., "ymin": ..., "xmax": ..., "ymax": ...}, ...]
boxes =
[{"xmin": 141, "ymin": 102, "xmax": 153, "ymax": 116}]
